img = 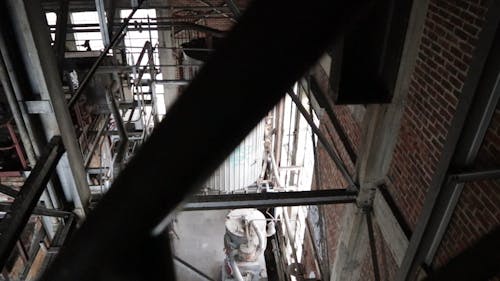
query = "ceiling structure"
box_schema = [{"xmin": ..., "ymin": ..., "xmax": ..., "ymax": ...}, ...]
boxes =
[{"xmin": 0, "ymin": 0, "xmax": 498, "ymax": 281}]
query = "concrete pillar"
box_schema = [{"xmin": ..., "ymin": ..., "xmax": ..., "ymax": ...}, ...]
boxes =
[
  {"xmin": 328, "ymin": 1, "xmax": 430, "ymax": 280},
  {"xmin": 330, "ymin": 204, "xmax": 368, "ymax": 281}
]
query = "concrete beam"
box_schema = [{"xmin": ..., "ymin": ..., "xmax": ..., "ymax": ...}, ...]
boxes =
[
  {"xmin": 372, "ymin": 190, "xmax": 409, "ymax": 265},
  {"xmin": 329, "ymin": 0, "xmax": 430, "ymax": 280},
  {"xmin": 330, "ymin": 205, "xmax": 368, "ymax": 281}
]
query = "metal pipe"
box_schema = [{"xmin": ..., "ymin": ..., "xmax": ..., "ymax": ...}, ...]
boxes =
[
  {"xmin": 105, "ymin": 89, "xmax": 128, "ymax": 177},
  {"xmin": 153, "ymin": 79, "xmax": 191, "ymax": 86},
  {"xmin": 250, "ymin": 220, "xmax": 265, "ymax": 258},
  {"xmin": 84, "ymin": 114, "xmax": 110, "ymax": 167},
  {"xmin": 229, "ymin": 252, "xmax": 245, "ymax": 281},
  {"xmin": 0, "ymin": 58, "xmax": 36, "ymax": 164},
  {"xmin": 0, "ymin": 19, "xmax": 62, "ymax": 213},
  {"xmin": 449, "ymin": 168, "xmax": 500, "ymax": 183},
  {"xmin": 287, "ymin": 90, "xmax": 356, "ymax": 187},
  {"xmin": 282, "ymin": 207, "xmax": 305, "ymax": 281},
  {"xmin": 0, "ymin": 202, "xmax": 72, "ymax": 218},
  {"xmin": 54, "ymin": 0, "xmax": 69, "ymax": 74},
  {"xmin": 67, "ymin": 0, "xmax": 145, "ymax": 107},
  {"xmin": 270, "ymin": 152, "xmax": 284, "ymax": 188},
  {"xmin": 95, "ymin": 0, "xmax": 110, "ymax": 46}
]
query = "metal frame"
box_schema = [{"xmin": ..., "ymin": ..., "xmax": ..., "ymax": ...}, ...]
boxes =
[
  {"xmin": 0, "ymin": 203, "xmax": 72, "ymax": 218},
  {"xmin": 184, "ymin": 189, "xmax": 357, "ymax": 210},
  {"xmin": 40, "ymin": 0, "xmax": 371, "ymax": 279},
  {"xmin": 67, "ymin": 0, "xmax": 146, "ymax": 107},
  {"xmin": 288, "ymin": 90, "xmax": 356, "ymax": 187},
  {"xmin": 448, "ymin": 168, "xmax": 500, "ymax": 183},
  {"xmin": 0, "ymin": 137, "xmax": 65, "ymax": 269}
]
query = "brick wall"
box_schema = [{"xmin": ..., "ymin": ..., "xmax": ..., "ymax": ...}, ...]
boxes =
[
  {"xmin": 433, "ymin": 103, "xmax": 500, "ymax": 270},
  {"xmin": 359, "ymin": 218, "xmax": 399, "ymax": 281},
  {"xmin": 386, "ymin": 0, "xmax": 489, "ymax": 231},
  {"xmin": 309, "ymin": 0, "xmax": 498, "ymax": 280},
  {"xmin": 303, "ymin": 102, "xmax": 362, "ymax": 275}
]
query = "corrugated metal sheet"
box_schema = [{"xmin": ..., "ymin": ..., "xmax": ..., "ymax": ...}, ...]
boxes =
[{"xmin": 204, "ymin": 119, "xmax": 265, "ymax": 192}]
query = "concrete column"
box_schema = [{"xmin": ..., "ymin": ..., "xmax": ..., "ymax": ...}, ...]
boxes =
[
  {"xmin": 328, "ymin": 1, "xmax": 430, "ymax": 280},
  {"xmin": 330, "ymin": 204, "xmax": 368, "ymax": 281}
]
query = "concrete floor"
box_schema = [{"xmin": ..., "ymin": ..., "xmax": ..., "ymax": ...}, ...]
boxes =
[{"xmin": 172, "ymin": 210, "xmax": 228, "ymax": 281}]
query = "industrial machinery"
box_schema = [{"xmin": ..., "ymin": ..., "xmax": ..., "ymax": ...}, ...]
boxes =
[{"xmin": 223, "ymin": 209, "xmax": 275, "ymax": 281}]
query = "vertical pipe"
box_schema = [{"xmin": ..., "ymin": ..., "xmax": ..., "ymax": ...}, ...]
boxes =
[
  {"xmin": 105, "ymin": 89, "xmax": 128, "ymax": 177},
  {"xmin": 0, "ymin": 58, "xmax": 36, "ymax": 164},
  {"xmin": 54, "ymin": 0, "xmax": 69, "ymax": 75}
]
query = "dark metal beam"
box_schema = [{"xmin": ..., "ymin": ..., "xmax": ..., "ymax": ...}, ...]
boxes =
[
  {"xmin": 54, "ymin": 0, "xmax": 69, "ymax": 74},
  {"xmin": 50, "ymin": 22, "xmax": 226, "ymax": 37},
  {"xmin": 308, "ymin": 77, "xmax": 357, "ymax": 165},
  {"xmin": 40, "ymin": 0, "xmax": 371, "ymax": 279},
  {"xmin": 0, "ymin": 184, "xmax": 19, "ymax": 198},
  {"xmin": 84, "ymin": 114, "xmax": 110, "ymax": 167},
  {"xmin": 173, "ymin": 255, "xmax": 215, "ymax": 281},
  {"xmin": 184, "ymin": 189, "xmax": 357, "ymax": 211},
  {"xmin": 396, "ymin": 2, "xmax": 500, "ymax": 280},
  {"xmin": 105, "ymin": 89, "xmax": 128, "ymax": 176},
  {"xmin": 0, "ymin": 137, "xmax": 65, "ymax": 269},
  {"xmin": 288, "ymin": 90, "xmax": 356, "ymax": 187},
  {"xmin": 449, "ymin": 168, "xmax": 500, "ymax": 183},
  {"xmin": 366, "ymin": 209, "xmax": 381, "ymax": 281},
  {"xmin": 224, "ymin": 0, "xmax": 241, "ymax": 18},
  {"xmin": 0, "ymin": 202, "xmax": 72, "ymax": 218}
]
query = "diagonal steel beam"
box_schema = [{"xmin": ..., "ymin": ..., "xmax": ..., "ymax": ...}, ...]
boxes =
[
  {"xmin": 224, "ymin": 0, "xmax": 241, "ymax": 18},
  {"xmin": 288, "ymin": 90, "xmax": 356, "ymax": 187},
  {"xmin": 0, "ymin": 137, "xmax": 65, "ymax": 269},
  {"xmin": 0, "ymin": 184, "xmax": 19, "ymax": 198},
  {"xmin": 0, "ymin": 202, "xmax": 72, "ymax": 218}
]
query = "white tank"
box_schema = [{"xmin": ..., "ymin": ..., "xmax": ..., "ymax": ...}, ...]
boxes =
[
  {"xmin": 223, "ymin": 209, "xmax": 268, "ymax": 281},
  {"xmin": 204, "ymin": 120, "xmax": 265, "ymax": 192}
]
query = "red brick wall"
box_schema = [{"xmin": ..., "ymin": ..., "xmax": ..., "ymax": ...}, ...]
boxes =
[
  {"xmin": 306, "ymin": 104, "xmax": 362, "ymax": 273},
  {"xmin": 305, "ymin": 0, "xmax": 497, "ymax": 280},
  {"xmin": 433, "ymin": 103, "xmax": 500, "ymax": 270},
  {"xmin": 386, "ymin": 0, "xmax": 489, "ymax": 231},
  {"xmin": 359, "ymin": 218, "xmax": 399, "ymax": 281}
]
